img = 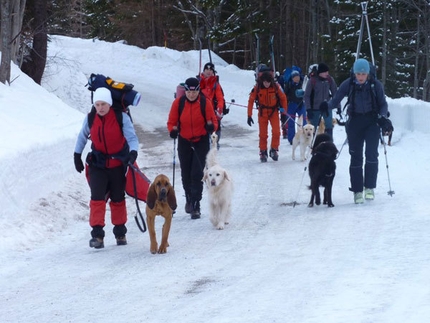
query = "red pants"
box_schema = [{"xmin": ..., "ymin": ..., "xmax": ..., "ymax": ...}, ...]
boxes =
[{"xmin": 258, "ymin": 109, "xmax": 281, "ymax": 151}]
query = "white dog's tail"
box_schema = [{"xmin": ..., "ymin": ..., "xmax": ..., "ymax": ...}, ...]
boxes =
[{"xmin": 205, "ymin": 133, "xmax": 219, "ymax": 169}]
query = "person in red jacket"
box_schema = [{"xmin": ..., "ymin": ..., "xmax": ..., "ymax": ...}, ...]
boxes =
[
  {"xmin": 247, "ymin": 71, "xmax": 288, "ymax": 162},
  {"xmin": 199, "ymin": 62, "xmax": 226, "ymax": 149},
  {"xmin": 167, "ymin": 77, "xmax": 218, "ymax": 219},
  {"xmin": 74, "ymin": 87, "xmax": 139, "ymax": 249}
]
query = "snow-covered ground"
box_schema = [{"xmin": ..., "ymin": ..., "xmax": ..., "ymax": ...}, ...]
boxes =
[{"xmin": 1, "ymin": 36, "xmax": 429, "ymax": 322}]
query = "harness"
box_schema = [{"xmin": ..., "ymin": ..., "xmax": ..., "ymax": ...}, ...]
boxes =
[{"xmin": 254, "ymin": 82, "xmax": 281, "ymax": 117}]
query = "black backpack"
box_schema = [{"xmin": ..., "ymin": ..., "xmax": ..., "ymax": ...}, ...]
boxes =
[{"xmin": 86, "ymin": 74, "xmax": 141, "ymax": 129}]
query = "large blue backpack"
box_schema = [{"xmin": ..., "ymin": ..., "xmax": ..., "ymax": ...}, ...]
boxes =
[{"xmin": 283, "ymin": 65, "xmax": 303, "ymax": 84}]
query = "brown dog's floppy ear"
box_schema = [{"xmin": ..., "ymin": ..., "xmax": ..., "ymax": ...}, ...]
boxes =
[
  {"xmin": 167, "ymin": 185, "xmax": 177, "ymax": 211},
  {"xmin": 146, "ymin": 182, "xmax": 157, "ymax": 209}
]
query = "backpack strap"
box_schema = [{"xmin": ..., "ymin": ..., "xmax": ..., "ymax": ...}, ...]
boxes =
[{"xmin": 345, "ymin": 76, "xmax": 378, "ymax": 114}]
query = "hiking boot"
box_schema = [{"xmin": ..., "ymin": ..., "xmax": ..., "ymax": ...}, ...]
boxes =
[
  {"xmin": 190, "ymin": 201, "xmax": 201, "ymax": 219},
  {"xmin": 269, "ymin": 148, "xmax": 279, "ymax": 161},
  {"xmin": 259, "ymin": 150, "xmax": 268, "ymax": 163},
  {"xmin": 89, "ymin": 237, "xmax": 104, "ymax": 249},
  {"xmin": 354, "ymin": 192, "xmax": 364, "ymax": 204},
  {"xmin": 116, "ymin": 236, "xmax": 127, "ymax": 246},
  {"xmin": 364, "ymin": 188, "xmax": 375, "ymax": 200},
  {"xmin": 185, "ymin": 201, "xmax": 192, "ymax": 214},
  {"xmin": 185, "ymin": 194, "xmax": 192, "ymax": 214}
]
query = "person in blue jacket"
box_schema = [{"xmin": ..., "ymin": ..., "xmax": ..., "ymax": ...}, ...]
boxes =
[
  {"xmin": 324, "ymin": 58, "xmax": 390, "ymax": 204},
  {"xmin": 283, "ymin": 70, "xmax": 306, "ymax": 144},
  {"xmin": 74, "ymin": 87, "xmax": 139, "ymax": 249}
]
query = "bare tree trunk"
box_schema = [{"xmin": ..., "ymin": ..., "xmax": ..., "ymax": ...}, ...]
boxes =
[
  {"xmin": 10, "ymin": 0, "xmax": 26, "ymax": 64},
  {"xmin": 21, "ymin": 0, "xmax": 48, "ymax": 84},
  {"xmin": 0, "ymin": 0, "xmax": 12, "ymax": 84}
]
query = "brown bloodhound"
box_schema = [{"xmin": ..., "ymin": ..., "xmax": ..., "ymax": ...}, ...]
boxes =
[{"xmin": 145, "ymin": 174, "xmax": 177, "ymax": 254}]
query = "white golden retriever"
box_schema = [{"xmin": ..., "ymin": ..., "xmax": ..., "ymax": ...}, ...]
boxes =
[
  {"xmin": 202, "ymin": 133, "xmax": 233, "ymax": 230},
  {"xmin": 292, "ymin": 115, "xmax": 315, "ymax": 161}
]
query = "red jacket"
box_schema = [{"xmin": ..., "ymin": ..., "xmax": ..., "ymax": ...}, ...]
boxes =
[
  {"xmin": 199, "ymin": 74, "xmax": 225, "ymax": 119},
  {"xmin": 167, "ymin": 95, "xmax": 218, "ymax": 142},
  {"xmin": 90, "ymin": 109, "xmax": 126, "ymax": 168},
  {"xmin": 248, "ymin": 83, "xmax": 287, "ymax": 117}
]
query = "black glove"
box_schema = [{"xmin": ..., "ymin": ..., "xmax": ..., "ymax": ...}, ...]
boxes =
[
  {"xmin": 306, "ymin": 109, "xmax": 314, "ymax": 119},
  {"xmin": 378, "ymin": 116, "xmax": 393, "ymax": 134},
  {"xmin": 319, "ymin": 101, "xmax": 329, "ymax": 117},
  {"xmin": 247, "ymin": 116, "xmax": 254, "ymax": 126},
  {"xmin": 74, "ymin": 153, "xmax": 84, "ymax": 173},
  {"xmin": 206, "ymin": 123, "xmax": 215, "ymax": 133},
  {"xmin": 127, "ymin": 150, "xmax": 138, "ymax": 165},
  {"xmin": 280, "ymin": 114, "xmax": 287, "ymax": 125},
  {"xmin": 223, "ymin": 106, "xmax": 230, "ymax": 115},
  {"xmin": 169, "ymin": 129, "xmax": 178, "ymax": 139},
  {"xmin": 336, "ymin": 107, "xmax": 342, "ymax": 116}
]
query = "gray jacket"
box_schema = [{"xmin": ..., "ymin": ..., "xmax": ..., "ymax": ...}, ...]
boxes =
[{"xmin": 304, "ymin": 75, "xmax": 338, "ymax": 111}]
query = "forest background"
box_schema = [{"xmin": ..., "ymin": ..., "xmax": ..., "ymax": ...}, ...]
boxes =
[{"xmin": 1, "ymin": 0, "xmax": 430, "ymax": 101}]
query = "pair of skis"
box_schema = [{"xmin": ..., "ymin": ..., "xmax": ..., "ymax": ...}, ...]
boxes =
[
  {"xmin": 198, "ymin": 38, "xmax": 212, "ymax": 75},
  {"xmin": 255, "ymin": 34, "xmax": 276, "ymax": 74}
]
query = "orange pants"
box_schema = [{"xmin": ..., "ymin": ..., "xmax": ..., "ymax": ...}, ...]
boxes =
[{"xmin": 258, "ymin": 109, "xmax": 281, "ymax": 151}]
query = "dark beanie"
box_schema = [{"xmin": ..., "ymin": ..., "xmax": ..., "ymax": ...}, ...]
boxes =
[
  {"xmin": 317, "ymin": 63, "xmax": 329, "ymax": 74},
  {"xmin": 260, "ymin": 72, "xmax": 273, "ymax": 82},
  {"xmin": 203, "ymin": 62, "xmax": 216, "ymax": 73},
  {"xmin": 184, "ymin": 77, "xmax": 200, "ymax": 91}
]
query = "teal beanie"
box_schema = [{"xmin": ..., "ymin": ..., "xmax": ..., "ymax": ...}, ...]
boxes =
[{"xmin": 353, "ymin": 58, "xmax": 370, "ymax": 74}]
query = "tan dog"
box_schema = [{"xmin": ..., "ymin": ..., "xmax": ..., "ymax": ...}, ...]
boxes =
[
  {"xmin": 292, "ymin": 115, "xmax": 315, "ymax": 161},
  {"xmin": 145, "ymin": 174, "xmax": 177, "ymax": 254},
  {"xmin": 317, "ymin": 118, "xmax": 326, "ymax": 134}
]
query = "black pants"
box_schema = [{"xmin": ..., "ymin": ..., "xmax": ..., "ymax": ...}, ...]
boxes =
[
  {"xmin": 177, "ymin": 134, "xmax": 209, "ymax": 203},
  {"xmin": 89, "ymin": 165, "xmax": 126, "ymax": 202},
  {"xmin": 346, "ymin": 114, "xmax": 380, "ymax": 193}
]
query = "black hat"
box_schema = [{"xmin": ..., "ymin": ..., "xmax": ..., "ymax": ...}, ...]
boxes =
[
  {"xmin": 317, "ymin": 63, "xmax": 329, "ymax": 74},
  {"xmin": 260, "ymin": 72, "xmax": 273, "ymax": 82},
  {"xmin": 184, "ymin": 77, "xmax": 200, "ymax": 91},
  {"xmin": 203, "ymin": 62, "xmax": 216, "ymax": 73}
]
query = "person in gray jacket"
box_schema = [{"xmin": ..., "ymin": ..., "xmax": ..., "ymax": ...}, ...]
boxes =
[
  {"xmin": 303, "ymin": 62, "xmax": 338, "ymax": 137},
  {"xmin": 324, "ymin": 58, "xmax": 389, "ymax": 204}
]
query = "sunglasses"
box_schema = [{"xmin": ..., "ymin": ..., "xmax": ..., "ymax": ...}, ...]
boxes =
[{"xmin": 184, "ymin": 83, "xmax": 200, "ymax": 91}]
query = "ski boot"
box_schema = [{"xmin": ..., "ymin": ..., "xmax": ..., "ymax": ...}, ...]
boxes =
[
  {"xmin": 269, "ymin": 148, "xmax": 279, "ymax": 161},
  {"xmin": 259, "ymin": 150, "xmax": 268, "ymax": 162}
]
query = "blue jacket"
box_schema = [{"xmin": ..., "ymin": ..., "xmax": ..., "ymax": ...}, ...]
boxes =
[{"xmin": 329, "ymin": 78, "xmax": 388, "ymax": 117}]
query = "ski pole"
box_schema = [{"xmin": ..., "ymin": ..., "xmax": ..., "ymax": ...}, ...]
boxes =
[
  {"xmin": 336, "ymin": 137, "xmax": 348, "ymax": 159},
  {"xmin": 380, "ymin": 130, "xmax": 395, "ymax": 196},
  {"xmin": 172, "ymin": 138, "xmax": 177, "ymax": 215},
  {"xmin": 293, "ymin": 159, "xmax": 310, "ymax": 208},
  {"xmin": 172, "ymin": 138, "xmax": 176, "ymax": 189}
]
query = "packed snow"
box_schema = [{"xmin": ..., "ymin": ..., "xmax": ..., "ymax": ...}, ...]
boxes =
[{"xmin": 1, "ymin": 36, "xmax": 429, "ymax": 322}]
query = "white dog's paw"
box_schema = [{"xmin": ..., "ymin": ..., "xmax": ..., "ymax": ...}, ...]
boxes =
[{"xmin": 216, "ymin": 222, "xmax": 225, "ymax": 230}]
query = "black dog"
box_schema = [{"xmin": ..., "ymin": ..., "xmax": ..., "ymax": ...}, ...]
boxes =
[
  {"xmin": 380, "ymin": 118, "xmax": 394, "ymax": 146},
  {"xmin": 308, "ymin": 134, "xmax": 338, "ymax": 207}
]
